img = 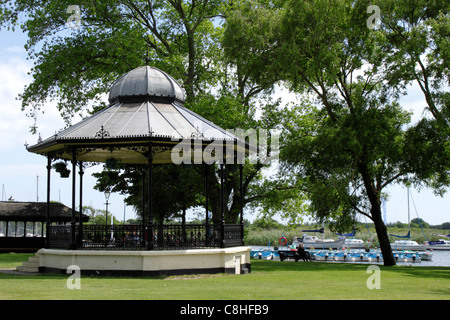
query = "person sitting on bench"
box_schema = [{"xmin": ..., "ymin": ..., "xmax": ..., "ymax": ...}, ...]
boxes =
[{"xmin": 295, "ymin": 244, "xmax": 311, "ymax": 262}]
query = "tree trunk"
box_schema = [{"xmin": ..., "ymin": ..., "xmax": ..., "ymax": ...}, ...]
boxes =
[
  {"xmin": 206, "ymin": 167, "xmax": 222, "ymax": 225},
  {"xmin": 371, "ymin": 203, "xmax": 396, "ymax": 266},
  {"xmin": 358, "ymin": 161, "xmax": 396, "ymax": 266},
  {"xmin": 185, "ymin": 30, "xmax": 196, "ymax": 101}
]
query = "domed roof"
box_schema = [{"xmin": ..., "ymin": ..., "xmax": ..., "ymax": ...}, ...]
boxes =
[{"xmin": 108, "ymin": 66, "xmax": 185, "ymax": 104}]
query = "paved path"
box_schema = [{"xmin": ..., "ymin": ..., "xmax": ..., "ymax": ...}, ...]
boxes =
[{"xmin": 0, "ymin": 268, "xmax": 41, "ymax": 276}]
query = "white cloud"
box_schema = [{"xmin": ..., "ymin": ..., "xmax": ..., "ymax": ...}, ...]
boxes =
[
  {"xmin": 0, "ymin": 57, "xmax": 34, "ymax": 148},
  {"xmin": 0, "ymin": 43, "xmax": 134, "ymax": 218},
  {"xmin": 0, "ymin": 161, "xmax": 44, "ymax": 180},
  {"xmin": 0, "ymin": 53, "xmax": 68, "ymax": 149}
]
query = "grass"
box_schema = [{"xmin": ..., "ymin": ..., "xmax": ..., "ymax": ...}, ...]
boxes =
[
  {"xmin": 0, "ymin": 253, "xmax": 34, "ymax": 269},
  {"xmin": 0, "ymin": 253, "xmax": 449, "ymax": 300}
]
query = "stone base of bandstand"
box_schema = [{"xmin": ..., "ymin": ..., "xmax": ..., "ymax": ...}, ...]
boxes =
[{"xmin": 37, "ymin": 247, "xmax": 251, "ymax": 277}]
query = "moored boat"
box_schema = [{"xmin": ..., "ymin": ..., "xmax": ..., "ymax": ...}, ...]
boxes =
[
  {"xmin": 251, "ymin": 248, "xmax": 277, "ymax": 260},
  {"xmin": 293, "ymin": 234, "xmax": 345, "ymax": 250},
  {"xmin": 348, "ymin": 252, "xmax": 368, "ymax": 262},
  {"xmin": 252, "ymin": 251, "xmax": 274, "ymax": 260},
  {"xmin": 366, "ymin": 252, "xmax": 383, "ymax": 263},
  {"xmin": 297, "ymin": 248, "xmax": 429, "ymax": 264},
  {"xmin": 427, "ymin": 238, "xmax": 450, "ymax": 250},
  {"xmin": 332, "ymin": 251, "xmax": 349, "ymax": 261},
  {"xmin": 343, "ymin": 238, "xmax": 365, "ymax": 249},
  {"xmin": 419, "ymin": 250, "xmax": 433, "ymax": 261},
  {"xmin": 312, "ymin": 250, "xmax": 332, "ymax": 261},
  {"xmin": 390, "ymin": 240, "xmax": 428, "ymax": 251},
  {"xmin": 393, "ymin": 251, "xmax": 421, "ymax": 262}
]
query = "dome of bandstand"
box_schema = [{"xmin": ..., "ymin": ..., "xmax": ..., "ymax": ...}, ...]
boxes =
[{"xmin": 108, "ymin": 66, "xmax": 185, "ymax": 104}]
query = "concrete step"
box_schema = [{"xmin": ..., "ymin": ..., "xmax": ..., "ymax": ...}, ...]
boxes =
[
  {"xmin": 16, "ymin": 253, "xmax": 40, "ymax": 273},
  {"xmin": 21, "ymin": 261, "xmax": 39, "ymax": 268},
  {"xmin": 16, "ymin": 266, "xmax": 39, "ymax": 273},
  {"xmin": 28, "ymin": 256, "xmax": 40, "ymax": 263}
]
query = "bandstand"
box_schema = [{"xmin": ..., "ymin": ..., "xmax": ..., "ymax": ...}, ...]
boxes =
[{"xmin": 26, "ymin": 66, "xmax": 253, "ymax": 276}]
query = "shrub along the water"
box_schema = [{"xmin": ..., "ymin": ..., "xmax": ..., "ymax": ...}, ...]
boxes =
[{"xmin": 245, "ymin": 225, "xmax": 447, "ymax": 247}]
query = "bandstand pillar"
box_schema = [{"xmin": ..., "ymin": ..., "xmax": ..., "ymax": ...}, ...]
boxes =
[
  {"xmin": 70, "ymin": 148, "xmax": 77, "ymax": 249},
  {"xmin": 147, "ymin": 147, "xmax": 153, "ymax": 250},
  {"xmin": 220, "ymin": 163, "xmax": 225, "ymax": 248},
  {"xmin": 45, "ymin": 155, "xmax": 52, "ymax": 248},
  {"xmin": 204, "ymin": 164, "xmax": 210, "ymax": 242},
  {"xmin": 239, "ymin": 164, "xmax": 244, "ymax": 245},
  {"xmin": 204, "ymin": 164, "xmax": 209, "ymax": 225},
  {"xmin": 141, "ymin": 168, "xmax": 146, "ymax": 248},
  {"xmin": 78, "ymin": 161, "xmax": 84, "ymax": 247}
]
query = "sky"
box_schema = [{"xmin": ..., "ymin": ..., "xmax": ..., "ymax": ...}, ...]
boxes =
[
  {"xmin": 0, "ymin": 27, "xmax": 448, "ymax": 227},
  {"xmin": 0, "ymin": 28, "xmax": 138, "ymax": 222}
]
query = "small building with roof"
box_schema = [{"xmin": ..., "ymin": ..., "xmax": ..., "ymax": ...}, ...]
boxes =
[{"xmin": 0, "ymin": 201, "xmax": 88, "ymax": 252}]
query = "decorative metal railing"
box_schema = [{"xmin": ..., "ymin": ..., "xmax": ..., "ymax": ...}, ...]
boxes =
[
  {"xmin": 149, "ymin": 224, "xmax": 221, "ymax": 250},
  {"xmin": 47, "ymin": 224, "xmax": 244, "ymax": 250},
  {"xmin": 47, "ymin": 225, "xmax": 73, "ymax": 249},
  {"xmin": 81, "ymin": 224, "xmax": 144, "ymax": 250}
]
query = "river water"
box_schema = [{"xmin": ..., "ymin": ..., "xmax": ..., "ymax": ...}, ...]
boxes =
[
  {"xmin": 415, "ymin": 250, "xmax": 450, "ymax": 267},
  {"xmin": 250, "ymin": 246, "xmax": 450, "ymax": 267}
]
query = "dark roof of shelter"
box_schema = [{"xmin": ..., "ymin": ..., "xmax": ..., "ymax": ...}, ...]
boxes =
[{"xmin": 0, "ymin": 201, "xmax": 88, "ymax": 222}]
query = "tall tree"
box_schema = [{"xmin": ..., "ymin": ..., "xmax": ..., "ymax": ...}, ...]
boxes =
[
  {"xmin": 374, "ymin": 0, "xmax": 449, "ymax": 124},
  {"xmin": 223, "ymin": 0, "xmax": 449, "ymax": 265},
  {"xmin": 0, "ymin": 0, "xmax": 224, "ymax": 120},
  {"xmin": 373, "ymin": 0, "xmax": 449, "ymax": 193},
  {"xmin": 1, "ymin": 0, "xmax": 294, "ymax": 224}
]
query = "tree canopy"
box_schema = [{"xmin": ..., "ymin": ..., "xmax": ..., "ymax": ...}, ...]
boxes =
[
  {"xmin": 0, "ymin": 0, "xmax": 298, "ymax": 226},
  {"xmin": 2, "ymin": 0, "xmax": 448, "ymax": 266},
  {"xmin": 223, "ymin": 0, "xmax": 448, "ymax": 265}
]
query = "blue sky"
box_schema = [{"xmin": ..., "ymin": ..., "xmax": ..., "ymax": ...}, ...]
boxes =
[
  {"xmin": 0, "ymin": 27, "xmax": 448, "ymax": 226},
  {"xmin": 0, "ymin": 28, "xmax": 137, "ymax": 222}
]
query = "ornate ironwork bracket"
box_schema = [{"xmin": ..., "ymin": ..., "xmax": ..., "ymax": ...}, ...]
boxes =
[
  {"xmin": 191, "ymin": 127, "xmax": 204, "ymax": 139},
  {"xmin": 95, "ymin": 125, "xmax": 111, "ymax": 139}
]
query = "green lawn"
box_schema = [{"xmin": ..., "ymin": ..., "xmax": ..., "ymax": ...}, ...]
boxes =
[
  {"xmin": 0, "ymin": 253, "xmax": 34, "ymax": 268},
  {"xmin": 0, "ymin": 253, "xmax": 449, "ymax": 300}
]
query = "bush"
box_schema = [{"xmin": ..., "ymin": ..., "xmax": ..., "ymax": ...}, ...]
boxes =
[
  {"xmin": 251, "ymin": 217, "xmax": 284, "ymax": 229},
  {"xmin": 244, "ymin": 223, "xmax": 446, "ymax": 246}
]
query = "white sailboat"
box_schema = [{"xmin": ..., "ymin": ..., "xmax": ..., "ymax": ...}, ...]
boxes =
[
  {"xmin": 391, "ymin": 238, "xmax": 427, "ymax": 251},
  {"xmin": 293, "ymin": 225, "xmax": 344, "ymax": 250},
  {"xmin": 389, "ymin": 188, "xmax": 428, "ymax": 251},
  {"xmin": 343, "ymin": 238, "xmax": 365, "ymax": 249},
  {"xmin": 335, "ymin": 228, "xmax": 366, "ymax": 249}
]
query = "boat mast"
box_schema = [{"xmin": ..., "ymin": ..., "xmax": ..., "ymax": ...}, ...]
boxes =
[{"xmin": 407, "ymin": 187, "xmax": 410, "ymax": 238}]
